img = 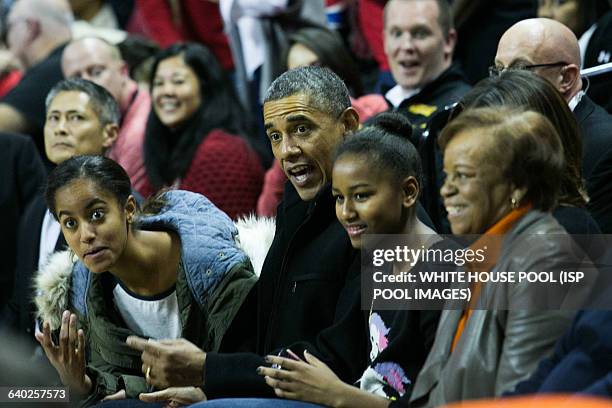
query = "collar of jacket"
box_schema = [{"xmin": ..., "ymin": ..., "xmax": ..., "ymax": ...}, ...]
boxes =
[
  {"xmin": 392, "ymin": 64, "xmax": 469, "ymax": 108},
  {"xmin": 131, "ymin": 191, "xmax": 249, "ymax": 309},
  {"xmin": 573, "ymin": 94, "xmax": 596, "ymax": 126},
  {"xmin": 307, "ymin": 183, "xmax": 335, "ymax": 217},
  {"xmin": 34, "ymin": 191, "xmax": 277, "ymax": 329},
  {"xmin": 280, "ymin": 180, "xmax": 336, "ymax": 219}
]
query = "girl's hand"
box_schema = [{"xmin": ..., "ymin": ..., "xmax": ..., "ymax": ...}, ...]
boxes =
[
  {"xmin": 258, "ymin": 350, "xmax": 346, "ymax": 407},
  {"xmin": 35, "ymin": 310, "xmax": 92, "ymax": 396}
]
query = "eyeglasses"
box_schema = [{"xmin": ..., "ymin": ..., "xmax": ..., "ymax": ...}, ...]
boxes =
[{"xmin": 488, "ymin": 61, "xmax": 568, "ymax": 77}]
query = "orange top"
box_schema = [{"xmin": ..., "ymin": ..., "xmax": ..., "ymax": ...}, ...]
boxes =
[
  {"xmin": 442, "ymin": 394, "xmax": 612, "ymax": 408},
  {"xmin": 450, "ymin": 205, "xmax": 532, "ymax": 352}
]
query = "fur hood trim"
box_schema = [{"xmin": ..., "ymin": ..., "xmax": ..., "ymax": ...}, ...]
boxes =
[
  {"xmin": 34, "ymin": 216, "xmax": 276, "ymax": 329},
  {"xmin": 34, "ymin": 251, "xmax": 75, "ymax": 331},
  {"xmin": 234, "ymin": 215, "xmax": 276, "ymax": 277}
]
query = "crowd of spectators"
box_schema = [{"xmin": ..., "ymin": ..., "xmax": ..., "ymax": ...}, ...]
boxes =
[{"xmin": 0, "ymin": 0, "xmax": 611, "ymax": 407}]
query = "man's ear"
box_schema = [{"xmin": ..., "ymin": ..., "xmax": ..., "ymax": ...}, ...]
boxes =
[
  {"xmin": 101, "ymin": 123, "xmax": 119, "ymax": 148},
  {"xmin": 340, "ymin": 107, "xmax": 360, "ymax": 136},
  {"xmin": 26, "ymin": 19, "xmax": 41, "ymax": 44},
  {"xmin": 402, "ymin": 176, "xmax": 420, "ymax": 208},
  {"xmin": 120, "ymin": 61, "xmax": 130, "ymax": 77},
  {"xmin": 443, "ymin": 28, "xmax": 458, "ymax": 60},
  {"xmin": 559, "ymin": 64, "xmax": 580, "ymax": 95}
]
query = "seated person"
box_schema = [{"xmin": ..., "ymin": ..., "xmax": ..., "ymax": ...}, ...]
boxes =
[
  {"xmin": 0, "ymin": 132, "xmax": 46, "ymax": 309},
  {"xmin": 121, "ymin": 67, "xmax": 366, "ymax": 406},
  {"xmin": 409, "ymin": 107, "xmax": 579, "ymax": 407},
  {"xmin": 454, "ymin": 70, "xmax": 600, "ymax": 235},
  {"xmin": 0, "ymin": 0, "xmax": 72, "ymax": 160},
  {"xmin": 0, "ymin": 78, "xmax": 120, "ymax": 351},
  {"xmin": 62, "ymin": 36, "xmax": 152, "ymax": 194},
  {"xmin": 139, "ymin": 42, "xmax": 264, "ymax": 219},
  {"xmin": 251, "ymin": 114, "xmax": 447, "ymax": 408},
  {"xmin": 495, "ymin": 18, "xmax": 612, "ymax": 232},
  {"xmin": 35, "ymin": 155, "xmax": 259, "ymax": 405},
  {"xmin": 380, "ymin": 0, "xmax": 471, "ymax": 231},
  {"xmin": 257, "ymin": 26, "xmax": 388, "ymax": 217},
  {"xmin": 383, "ymin": 0, "xmax": 471, "ymax": 133}
]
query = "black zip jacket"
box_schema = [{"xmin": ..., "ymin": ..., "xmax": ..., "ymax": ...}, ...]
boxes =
[
  {"xmin": 389, "ymin": 64, "xmax": 471, "ymax": 134},
  {"xmin": 204, "ymin": 182, "xmax": 367, "ymax": 398}
]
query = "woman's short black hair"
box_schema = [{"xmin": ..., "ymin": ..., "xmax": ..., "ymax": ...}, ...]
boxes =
[
  {"xmin": 335, "ymin": 112, "xmax": 423, "ymax": 191},
  {"xmin": 46, "ymin": 155, "xmax": 131, "ymax": 219}
]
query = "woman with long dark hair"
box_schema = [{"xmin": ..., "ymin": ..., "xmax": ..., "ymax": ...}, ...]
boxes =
[{"xmin": 142, "ymin": 42, "xmax": 264, "ymax": 219}]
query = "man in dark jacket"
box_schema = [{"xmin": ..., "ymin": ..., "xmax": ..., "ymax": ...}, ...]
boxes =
[
  {"xmin": 495, "ymin": 18, "xmax": 612, "ymax": 233},
  {"xmin": 382, "ymin": 0, "xmax": 471, "ymax": 132},
  {"xmin": 127, "ymin": 66, "xmax": 368, "ymax": 402},
  {"xmin": 381, "ymin": 0, "xmax": 471, "ymax": 233},
  {"xmin": 0, "ymin": 133, "xmax": 46, "ymax": 309}
]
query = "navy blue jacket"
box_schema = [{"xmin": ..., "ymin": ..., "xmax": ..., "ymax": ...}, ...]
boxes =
[{"xmin": 510, "ymin": 310, "xmax": 612, "ymax": 397}]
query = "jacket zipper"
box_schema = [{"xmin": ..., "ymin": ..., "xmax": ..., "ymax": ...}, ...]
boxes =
[{"xmin": 264, "ymin": 201, "xmax": 317, "ymax": 351}]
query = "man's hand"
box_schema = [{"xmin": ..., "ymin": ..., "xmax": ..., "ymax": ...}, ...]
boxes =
[
  {"xmin": 126, "ymin": 336, "xmax": 206, "ymax": 389},
  {"xmin": 139, "ymin": 386, "xmax": 207, "ymax": 407}
]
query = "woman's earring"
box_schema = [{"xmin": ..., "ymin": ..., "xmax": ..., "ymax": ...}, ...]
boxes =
[{"xmin": 511, "ymin": 197, "xmax": 519, "ymax": 209}]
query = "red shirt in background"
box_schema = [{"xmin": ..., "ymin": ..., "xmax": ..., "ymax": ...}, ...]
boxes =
[
  {"xmin": 0, "ymin": 70, "xmax": 23, "ymax": 98},
  {"xmin": 358, "ymin": 0, "xmax": 389, "ymax": 71},
  {"xmin": 129, "ymin": 0, "xmax": 234, "ymax": 71}
]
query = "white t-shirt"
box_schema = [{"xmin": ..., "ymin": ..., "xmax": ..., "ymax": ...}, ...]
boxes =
[{"xmin": 113, "ymin": 281, "xmax": 181, "ymax": 340}]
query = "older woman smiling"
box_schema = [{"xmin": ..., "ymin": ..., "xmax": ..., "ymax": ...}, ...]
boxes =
[{"xmin": 407, "ymin": 106, "xmax": 582, "ymax": 408}]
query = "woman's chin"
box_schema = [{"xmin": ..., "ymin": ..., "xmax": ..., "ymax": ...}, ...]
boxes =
[
  {"xmin": 83, "ymin": 257, "xmax": 113, "ymax": 274},
  {"xmin": 450, "ymin": 223, "xmax": 469, "ymax": 235}
]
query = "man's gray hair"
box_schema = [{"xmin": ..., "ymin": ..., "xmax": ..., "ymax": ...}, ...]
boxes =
[
  {"xmin": 45, "ymin": 78, "xmax": 121, "ymax": 126},
  {"xmin": 264, "ymin": 66, "xmax": 351, "ymax": 118}
]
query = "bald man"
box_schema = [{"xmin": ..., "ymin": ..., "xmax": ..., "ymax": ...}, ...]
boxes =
[
  {"xmin": 62, "ymin": 37, "xmax": 151, "ymax": 193},
  {"xmin": 0, "ymin": 0, "xmax": 73, "ymax": 161},
  {"xmin": 495, "ymin": 18, "xmax": 612, "ymax": 233}
]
